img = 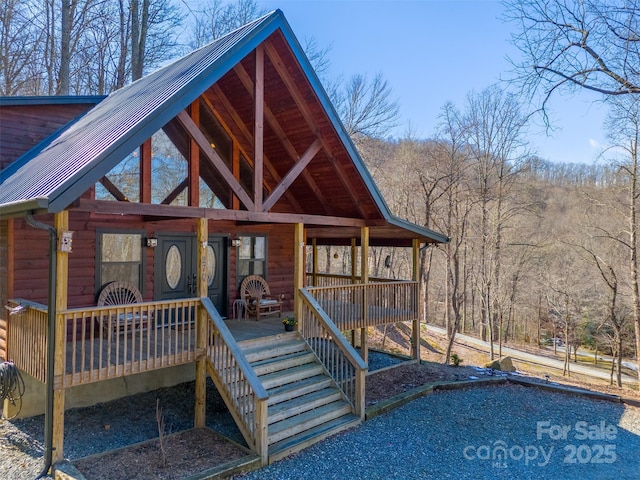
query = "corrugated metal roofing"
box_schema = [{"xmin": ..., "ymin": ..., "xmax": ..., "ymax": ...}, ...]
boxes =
[{"xmin": 0, "ymin": 11, "xmax": 276, "ymax": 213}]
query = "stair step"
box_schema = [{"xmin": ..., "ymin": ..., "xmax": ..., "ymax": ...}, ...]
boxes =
[
  {"xmin": 237, "ymin": 331, "xmax": 299, "ymax": 350},
  {"xmin": 268, "ymin": 387, "xmax": 343, "ymax": 424},
  {"xmin": 260, "ymin": 363, "xmax": 325, "ymax": 390},
  {"xmin": 267, "ymin": 374, "xmax": 334, "ymax": 406},
  {"xmin": 241, "ymin": 338, "xmax": 308, "ymax": 363},
  {"xmin": 251, "ymin": 351, "xmax": 317, "ymax": 376},
  {"xmin": 268, "ymin": 414, "xmax": 360, "ymax": 463},
  {"xmin": 268, "ymin": 400, "xmax": 353, "ymax": 444}
]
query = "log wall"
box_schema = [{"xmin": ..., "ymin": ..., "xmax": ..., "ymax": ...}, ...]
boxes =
[{"xmin": 0, "ymin": 103, "xmax": 97, "ymax": 169}]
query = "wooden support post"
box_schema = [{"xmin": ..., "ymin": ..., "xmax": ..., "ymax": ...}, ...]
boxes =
[
  {"xmin": 360, "ymin": 228, "xmax": 369, "ymax": 283},
  {"xmin": 294, "ymin": 223, "xmax": 305, "ymax": 324},
  {"xmin": 311, "ymin": 238, "xmax": 317, "ymax": 287},
  {"xmin": 256, "ymin": 398, "xmax": 269, "ymax": 465},
  {"xmin": 360, "ymin": 227, "xmax": 369, "ymax": 364},
  {"xmin": 194, "ymin": 218, "xmax": 208, "ymax": 428},
  {"xmin": 350, "ymin": 237, "xmax": 358, "ymax": 347},
  {"xmin": 52, "ymin": 211, "xmax": 68, "ymax": 464},
  {"xmin": 350, "ymin": 238, "xmax": 357, "ymax": 283},
  {"xmin": 411, "ymin": 239, "xmax": 421, "ymax": 361}
]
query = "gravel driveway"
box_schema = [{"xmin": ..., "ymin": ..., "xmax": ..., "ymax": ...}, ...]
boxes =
[{"xmin": 235, "ymin": 384, "xmax": 640, "ymax": 480}]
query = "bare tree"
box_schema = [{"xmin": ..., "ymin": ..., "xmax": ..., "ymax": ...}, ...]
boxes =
[
  {"xmin": 0, "ymin": 1, "xmax": 44, "ymax": 95},
  {"xmin": 463, "ymin": 86, "xmax": 529, "ymax": 359},
  {"xmin": 188, "ymin": 0, "xmax": 266, "ymax": 49},
  {"xmin": 332, "ymin": 72, "xmax": 400, "ymax": 143},
  {"xmin": 604, "ymin": 95, "xmax": 640, "ymax": 379},
  {"xmin": 505, "ymin": 0, "xmax": 640, "ymax": 117}
]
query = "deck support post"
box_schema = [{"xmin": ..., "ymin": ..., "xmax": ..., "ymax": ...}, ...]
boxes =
[
  {"xmin": 311, "ymin": 238, "xmax": 317, "ymax": 287},
  {"xmin": 360, "ymin": 227, "xmax": 369, "ymax": 364},
  {"xmin": 195, "ymin": 217, "xmax": 208, "ymax": 428},
  {"xmin": 411, "ymin": 239, "xmax": 421, "ymax": 360},
  {"xmin": 350, "ymin": 238, "xmax": 357, "ymax": 283},
  {"xmin": 294, "ymin": 223, "xmax": 304, "ymax": 324},
  {"xmin": 52, "ymin": 211, "xmax": 69, "ymax": 464}
]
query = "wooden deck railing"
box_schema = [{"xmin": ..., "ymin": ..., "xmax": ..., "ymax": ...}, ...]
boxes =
[
  {"xmin": 59, "ymin": 299, "xmax": 200, "ymax": 388},
  {"xmin": 6, "ymin": 300, "xmax": 48, "ymax": 383},
  {"xmin": 306, "ymin": 272, "xmax": 396, "ymax": 287},
  {"xmin": 201, "ymin": 297, "xmax": 268, "ymax": 462},
  {"xmin": 306, "ymin": 281, "xmax": 418, "ymax": 330},
  {"xmin": 299, "ymin": 289, "xmax": 367, "ymax": 418}
]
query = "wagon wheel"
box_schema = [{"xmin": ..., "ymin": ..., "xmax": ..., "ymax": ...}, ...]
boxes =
[
  {"xmin": 241, "ymin": 275, "xmax": 269, "ymax": 302},
  {"xmin": 97, "ymin": 281, "xmax": 143, "ymax": 307}
]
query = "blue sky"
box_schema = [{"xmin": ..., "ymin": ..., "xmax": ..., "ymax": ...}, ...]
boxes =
[{"xmin": 261, "ymin": 0, "xmax": 608, "ymax": 165}]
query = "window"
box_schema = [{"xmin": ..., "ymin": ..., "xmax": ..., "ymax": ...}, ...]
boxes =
[
  {"xmin": 97, "ymin": 231, "xmax": 143, "ymax": 293},
  {"xmin": 238, "ymin": 235, "xmax": 266, "ymax": 284}
]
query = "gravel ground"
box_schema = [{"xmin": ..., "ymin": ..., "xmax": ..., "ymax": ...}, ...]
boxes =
[{"xmin": 235, "ymin": 384, "xmax": 640, "ymax": 480}]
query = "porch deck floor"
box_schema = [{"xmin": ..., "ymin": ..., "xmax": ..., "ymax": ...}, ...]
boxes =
[{"xmin": 223, "ymin": 311, "xmax": 293, "ymax": 342}]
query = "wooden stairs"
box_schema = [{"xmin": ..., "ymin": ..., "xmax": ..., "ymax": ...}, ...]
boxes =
[{"xmin": 238, "ymin": 332, "xmax": 361, "ymax": 463}]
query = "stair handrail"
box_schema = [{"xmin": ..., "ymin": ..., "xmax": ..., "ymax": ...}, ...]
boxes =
[
  {"xmin": 299, "ymin": 288, "xmax": 367, "ymax": 418},
  {"xmin": 200, "ymin": 297, "xmax": 268, "ymax": 462}
]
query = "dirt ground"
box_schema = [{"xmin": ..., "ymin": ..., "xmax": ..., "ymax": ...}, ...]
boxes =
[{"xmin": 73, "ymin": 429, "xmax": 248, "ymax": 480}]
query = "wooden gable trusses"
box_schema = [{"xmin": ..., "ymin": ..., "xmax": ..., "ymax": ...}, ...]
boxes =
[{"xmin": 86, "ymin": 36, "xmax": 377, "ymax": 228}]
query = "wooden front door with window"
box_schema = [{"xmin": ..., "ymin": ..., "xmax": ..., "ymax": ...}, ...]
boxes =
[{"xmin": 154, "ymin": 234, "xmax": 227, "ymax": 316}]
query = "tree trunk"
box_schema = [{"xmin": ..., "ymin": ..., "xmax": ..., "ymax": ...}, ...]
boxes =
[
  {"xmin": 630, "ymin": 146, "xmax": 640, "ymax": 381},
  {"xmin": 58, "ymin": 0, "xmax": 73, "ymax": 94}
]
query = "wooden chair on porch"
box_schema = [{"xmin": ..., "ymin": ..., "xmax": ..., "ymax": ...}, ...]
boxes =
[
  {"xmin": 240, "ymin": 275, "xmax": 283, "ymax": 320},
  {"xmin": 97, "ymin": 281, "xmax": 146, "ymax": 337}
]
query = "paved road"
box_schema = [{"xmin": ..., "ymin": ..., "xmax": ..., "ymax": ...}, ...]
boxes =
[{"xmin": 425, "ymin": 324, "xmax": 638, "ymax": 385}]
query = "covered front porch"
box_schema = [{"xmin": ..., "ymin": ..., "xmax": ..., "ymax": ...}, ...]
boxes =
[{"xmin": 5, "ymin": 252, "xmax": 421, "ymax": 465}]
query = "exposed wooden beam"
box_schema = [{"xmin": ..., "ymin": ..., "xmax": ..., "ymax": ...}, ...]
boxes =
[
  {"xmin": 232, "ymin": 140, "xmax": 240, "ymax": 210},
  {"xmin": 207, "ymin": 84, "xmax": 303, "ymax": 212},
  {"xmin": 264, "ymin": 42, "xmax": 369, "ymax": 219},
  {"xmin": 189, "ymin": 101, "xmax": 200, "ymax": 207},
  {"xmin": 254, "ymin": 45, "xmax": 264, "ymax": 211},
  {"xmin": 161, "ymin": 178, "xmax": 188, "ymax": 205},
  {"xmin": 140, "ymin": 139, "xmax": 151, "ymax": 203},
  {"xmin": 233, "ymin": 63, "xmax": 331, "ymax": 215},
  {"xmin": 73, "ymin": 198, "xmax": 367, "ymax": 227},
  {"xmin": 176, "ymin": 110, "xmax": 254, "ymax": 210},
  {"xmin": 262, "ymin": 139, "xmax": 322, "ymax": 212},
  {"xmin": 98, "ymin": 176, "xmax": 128, "ymax": 202}
]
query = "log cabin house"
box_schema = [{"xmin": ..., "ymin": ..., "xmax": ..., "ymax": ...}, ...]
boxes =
[{"xmin": 0, "ymin": 10, "xmax": 448, "ymax": 467}]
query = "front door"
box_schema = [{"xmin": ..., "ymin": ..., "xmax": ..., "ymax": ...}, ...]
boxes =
[{"xmin": 155, "ymin": 234, "xmax": 227, "ymax": 316}]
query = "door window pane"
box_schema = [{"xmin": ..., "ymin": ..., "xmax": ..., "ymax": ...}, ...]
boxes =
[
  {"xmin": 205, "ymin": 245, "xmax": 216, "ymax": 286},
  {"xmin": 165, "ymin": 245, "xmax": 182, "ymax": 289}
]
